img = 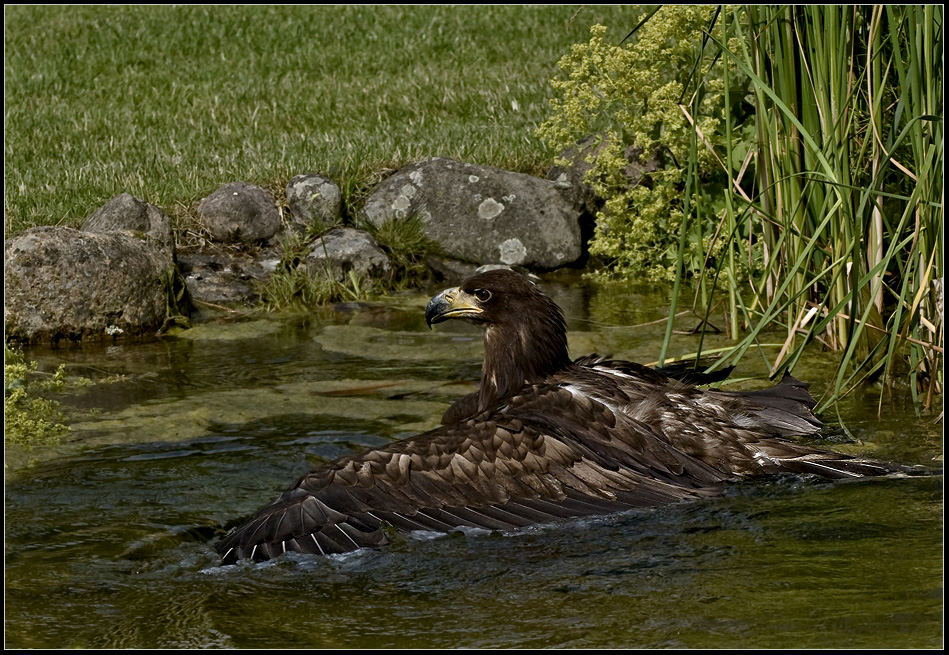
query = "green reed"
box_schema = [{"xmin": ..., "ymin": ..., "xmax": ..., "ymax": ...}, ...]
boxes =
[{"xmin": 673, "ymin": 5, "xmax": 942, "ymax": 410}]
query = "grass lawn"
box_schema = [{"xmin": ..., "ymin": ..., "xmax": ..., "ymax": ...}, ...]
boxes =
[{"xmin": 4, "ymin": 5, "xmax": 638, "ymax": 236}]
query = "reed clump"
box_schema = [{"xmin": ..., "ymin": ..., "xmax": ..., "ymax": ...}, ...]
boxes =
[{"xmin": 539, "ymin": 6, "xmax": 943, "ymax": 410}]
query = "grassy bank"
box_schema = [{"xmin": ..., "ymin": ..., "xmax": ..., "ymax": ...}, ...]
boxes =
[{"xmin": 3, "ymin": 4, "xmax": 635, "ymax": 236}]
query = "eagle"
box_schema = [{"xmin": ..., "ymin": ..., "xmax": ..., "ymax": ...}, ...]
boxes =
[{"xmin": 216, "ymin": 268, "xmax": 902, "ymax": 564}]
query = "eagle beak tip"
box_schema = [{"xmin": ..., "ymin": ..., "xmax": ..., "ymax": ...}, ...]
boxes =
[{"xmin": 425, "ymin": 288, "xmax": 453, "ymax": 328}]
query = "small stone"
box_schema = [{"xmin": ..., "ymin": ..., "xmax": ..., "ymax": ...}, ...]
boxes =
[
  {"xmin": 197, "ymin": 182, "xmax": 280, "ymax": 245},
  {"xmin": 285, "ymin": 174, "xmax": 343, "ymax": 233},
  {"xmin": 302, "ymin": 228, "xmax": 391, "ymax": 283},
  {"xmin": 82, "ymin": 193, "xmax": 175, "ymax": 257}
]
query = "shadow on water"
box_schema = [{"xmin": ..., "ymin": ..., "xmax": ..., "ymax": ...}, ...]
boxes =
[{"xmin": 4, "ymin": 278, "xmax": 943, "ymax": 648}]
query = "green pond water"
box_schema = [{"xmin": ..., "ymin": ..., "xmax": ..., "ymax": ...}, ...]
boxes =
[{"xmin": 4, "ymin": 277, "xmax": 943, "ymax": 648}]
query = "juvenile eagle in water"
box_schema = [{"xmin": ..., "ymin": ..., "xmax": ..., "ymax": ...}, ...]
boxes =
[{"xmin": 216, "ymin": 269, "xmax": 900, "ymax": 563}]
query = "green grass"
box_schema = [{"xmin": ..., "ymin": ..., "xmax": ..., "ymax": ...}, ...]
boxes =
[{"xmin": 3, "ymin": 4, "xmax": 635, "ymax": 236}]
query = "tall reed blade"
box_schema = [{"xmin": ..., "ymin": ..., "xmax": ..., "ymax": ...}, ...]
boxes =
[{"xmin": 694, "ymin": 5, "xmax": 943, "ymax": 411}]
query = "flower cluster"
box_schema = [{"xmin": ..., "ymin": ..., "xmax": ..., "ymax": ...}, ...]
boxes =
[{"xmin": 537, "ymin": 8, "xmax": 751, "ymax": 282}]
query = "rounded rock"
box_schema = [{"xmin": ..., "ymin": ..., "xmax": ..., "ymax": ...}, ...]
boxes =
[
  {"xmin": 197, "ymin": 182, "xmax": 280, "ymax": 244},
  {"xmin": 286, "ymin": 174, "xmax": 343, "ymax": 232}
]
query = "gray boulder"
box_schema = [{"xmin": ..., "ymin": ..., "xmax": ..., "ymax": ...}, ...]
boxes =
[
  {"xmin": 4, "ymin": 227, "xmax": 184, "ymax": 343},
  {"xmin": 196, "ymin": 182, "xmax": 280, "ymax": 244},
  {"xmin": 81, "ymin": 193, "xmax": 176, "ymax": 257},
  {"xmin": 302, "ymin": 228, "xmax": 391, "ymax": 283},
  {"xmin": 177, "ymin": 249, "xmax": 280, "ymax": 307},
  {"xmin": 286, "ymin": 173, "xmax": 343, "ymax": 233},
  {"xmin": 362, "ymin": 158, "xmax": 583, "ymax": 269}
]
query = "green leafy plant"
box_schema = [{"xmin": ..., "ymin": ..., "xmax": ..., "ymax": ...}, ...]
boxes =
[
  {"xmin": 537, "ymin": 10, "xmax": 752, "ymax": 283},
  {"xmin": 4, "ymin": 348, "xmax": 74, "ymax": 445},
  {"xmin": 540, "ymin": 6, "xmax": 942, "ymax": 410}
]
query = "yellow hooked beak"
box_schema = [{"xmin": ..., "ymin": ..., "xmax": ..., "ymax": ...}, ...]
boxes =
[{"xmin": 425, "ymin": 287, "xmax": 485, "ymax": 327}]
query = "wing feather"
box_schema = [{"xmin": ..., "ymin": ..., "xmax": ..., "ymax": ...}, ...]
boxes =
[{"xmin": 215, "ymin": 369, "xmax": 840, "ymax": 563}]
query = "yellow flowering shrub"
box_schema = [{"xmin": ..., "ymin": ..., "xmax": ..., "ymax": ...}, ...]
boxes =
[
  {"xmin": 4, "ymin": 357, "xmax": 69, "ymax": 445},
  {"xmin": 538, "ymin": 8, "xmax": 749, "ymax": 282}
]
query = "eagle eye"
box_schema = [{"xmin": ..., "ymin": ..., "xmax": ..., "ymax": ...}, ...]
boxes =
[{"xmin": 473, "ymin": 288, "xmax": 492, "ymax": 302}]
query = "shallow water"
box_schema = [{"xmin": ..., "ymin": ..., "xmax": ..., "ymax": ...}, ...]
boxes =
[{"xmin": 5, "ymin": 278, "xmax": 943, "ymax": 648}]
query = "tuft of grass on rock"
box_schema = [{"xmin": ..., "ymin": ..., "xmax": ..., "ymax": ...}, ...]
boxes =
[
  {"xmin": 256, "ymin": 232, "xmax": 368, "ymax": 311},
  {"xmin": 364, "ymin": 215, "xmax": 441, "ymax": 290},
  {"xmin": 259, "ymin": 267, "xmax": 368, "ymax": 312}
]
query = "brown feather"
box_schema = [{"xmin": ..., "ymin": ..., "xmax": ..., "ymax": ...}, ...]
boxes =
[{"xmin": 216, "ymin": 270, "xmax": 914, "ymax": 564}]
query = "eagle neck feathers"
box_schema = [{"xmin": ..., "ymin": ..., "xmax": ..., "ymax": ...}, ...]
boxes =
[{"xmin": 478, "ymin": 291, "xmax": 570, "ymax": 412}]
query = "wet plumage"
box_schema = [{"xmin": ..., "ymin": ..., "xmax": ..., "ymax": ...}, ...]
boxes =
[{"xmin": 216, "ymin": 269, "xmax": 903, "ymax": 563}]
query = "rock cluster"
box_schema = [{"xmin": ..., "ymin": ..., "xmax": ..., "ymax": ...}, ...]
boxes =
[{"xmin": 5, "ymin": 154, "xmax": 598, "ymax": 344}]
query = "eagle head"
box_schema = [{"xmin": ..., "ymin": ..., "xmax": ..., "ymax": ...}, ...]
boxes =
[
  {"xmin": 425, "ymin": 269, "xmax": 555, "ymax": 328},
  {"xmin": 425, "ymin": 269, "xmax": 572, "ymax": 410}
]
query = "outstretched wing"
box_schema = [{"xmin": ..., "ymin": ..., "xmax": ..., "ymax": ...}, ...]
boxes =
[
  {"xmin": 216, "ymin": 383, "xmax": 729, "ymax": 563},
  {"xmin": 567, "ymin": 361, "xmax": 905, "ymax": 480}
]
